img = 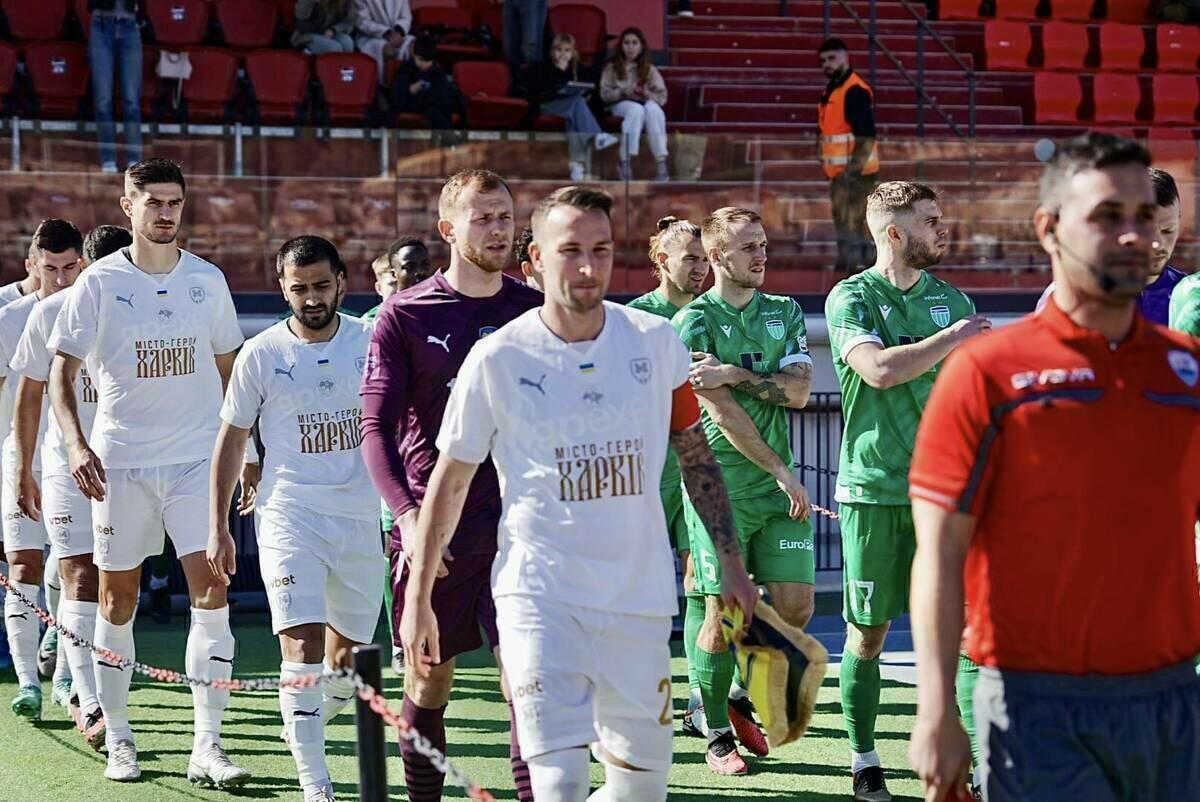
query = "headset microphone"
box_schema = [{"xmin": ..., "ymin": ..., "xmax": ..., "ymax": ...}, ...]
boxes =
[{"xmin": 1048, "ymin": 230, "xmax": 1118, "ymax": 294}]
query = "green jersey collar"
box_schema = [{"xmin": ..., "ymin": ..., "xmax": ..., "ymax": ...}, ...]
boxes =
[{"xmin": 862, "ymin": 267, "xmax": 930, "ymax": 305}]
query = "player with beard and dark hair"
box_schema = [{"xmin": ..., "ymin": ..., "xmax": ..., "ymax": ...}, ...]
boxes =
[
  {"xmin": 824, "ymin": 181, "xmax": 989, "ymax": 801},
  {"xmin": 208, "ymin": 236, "xmax": 378, "ymax": 802},
  {"xmin": 360, "ymin": 169, "xmax": 542, "ymax": 802}
]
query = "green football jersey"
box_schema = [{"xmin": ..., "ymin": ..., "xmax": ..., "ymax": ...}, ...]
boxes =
[
  {"xmin": 826, "ymin": 269, "xmax": 975, "ymax": 505},
  {"xmin": 629, "ymin": 289, "xmax": 684, "ymax": 492},
  {"xmin": 1169, "ymin": 273, "xmax": 1200, "ymax": 336},
  {"xmin": 672, "ymin": 290, "xmax": 811, "ymax": 500}
]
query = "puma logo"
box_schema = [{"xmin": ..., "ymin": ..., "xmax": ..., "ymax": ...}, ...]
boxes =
[
  {"xmin": 426, "ymin": 333, "xmax": 451, "ymax": 353},
  {"xmin": 6, "ymin": 612, "xmax": 27, "ymax": 621},
  {"xmin": 294, "ymin": 708, "xmax": 320, "ymax": 718},
  {"xmin": 116, "ymin": 293, "xmax": 134, "ymax": 310},
  {"xmin": 97, "ymin": 659, "xmax": 123, "ymax": 670},
  {"xmin": 519, "ymin": 374, "xmax": 546, "ymax": 395},
  {"xmin": 274, "ymin": 365, "xmax": 296, "ymax": 381},
  {"xmin": 209, "ymin": 655, "xmax": 234, "ymax": 665}
]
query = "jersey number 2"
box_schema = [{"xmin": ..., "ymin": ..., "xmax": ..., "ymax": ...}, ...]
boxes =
[{"xmin": 657, "ymin": 678, "xmax": 673, "ymax": 726}]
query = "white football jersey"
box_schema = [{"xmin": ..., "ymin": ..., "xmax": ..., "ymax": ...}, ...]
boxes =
[
  {"xmin": 0, "ymin": 293, "xmax": 43, "ymax": 469},
  {"xmin": 222, "ymin": 314, "xmax": 375, "ymax": 521},
  {"xmin": 0, "ymin": 281, "xmax": 24, "ymax": 308},
  {"xmin": 438, "ymin": 302, "xmax": 690, "ymax": 617},
  {"xmin": 47, "ymin": 249, "xmax": 244, "ymax": 469},
  {"xmin": 10, "ymin": 290, "xmax": 99, "ymax": 478}
]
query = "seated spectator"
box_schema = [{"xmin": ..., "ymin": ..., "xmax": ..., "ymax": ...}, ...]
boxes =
[
  {"xmin": 389, "ymin": 36, "xmax": 459, "ymax": 130},
  {"xmin": 293, "ymin": 0, "xmax": 359, "ymax": 55},
  {"xmin": 527, "ymin": 33, "xmax": 618, "ymax": 181},
  {"xmin": 354, "ymin": 0, "xmax": 414, "ymax": 77},
  {"xmin": 601, "ymin": 27, "xmax": 670, "ymax": 181}
]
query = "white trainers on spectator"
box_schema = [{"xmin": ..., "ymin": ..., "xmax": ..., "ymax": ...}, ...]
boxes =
[
  {"xmin": 304, "ymin": 780, "xmax": 337, "ymax": 801},
  {"xmin": 104, "ymin": 739, "xmax": 141, "ymax": 782},
  {"xmin": 569, "ymin": 161, "xmax": 585, "ymax": 181},
  {"xmin": 595, "ymin": 133, "xmax": 619, "ymax": 150},
  {"xmin": 187, "ymin": 742, "xmax": 251, "ymax": 789}
]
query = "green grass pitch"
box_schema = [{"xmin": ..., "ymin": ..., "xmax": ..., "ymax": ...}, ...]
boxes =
[{"xmin": 0, "ymin": 613, "xmax": 921, "ymax": 800}]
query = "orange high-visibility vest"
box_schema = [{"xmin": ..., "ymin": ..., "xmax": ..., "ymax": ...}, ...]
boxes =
[{"xmin": 819, "ymin": 72, "xmax": 880, "ymax": 179}]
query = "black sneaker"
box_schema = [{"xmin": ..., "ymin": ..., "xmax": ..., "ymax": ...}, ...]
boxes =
[
  {"xmin": 852, "ymin": 766, "xmax": 892, "ymax": 801},
  {"xmin": 150, "ymin": 587, "xmax": 171, "ymax": 624}
]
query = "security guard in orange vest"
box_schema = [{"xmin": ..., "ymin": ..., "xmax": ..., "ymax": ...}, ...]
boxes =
[{"xmin": 818, "ymin": 38, "xmax": 880, "ymax": 271}]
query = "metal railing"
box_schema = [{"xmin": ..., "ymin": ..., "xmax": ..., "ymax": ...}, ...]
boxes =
[{"xmin": 791, "ymin": 392, "xmax": 844, "ymax": 571}]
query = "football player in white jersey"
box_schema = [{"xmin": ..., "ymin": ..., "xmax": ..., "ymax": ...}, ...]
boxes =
[
  {"xmin": 47, "ymin": 159, "xmax": 250, "ymax": 787},
  {"xmin": 0, "ymin": 252, "xmax": 40, "ymax": 306},
  {"xmin": 208, "ymin": 236, "xmax": 383, "ymax": 802},
  {"xmin": 400, "ymin": 187, "xmax": 759, "ymax": 802},
  {"xmin": 2, "ymin": 220, "xmax": 84, "ymax": 720}
]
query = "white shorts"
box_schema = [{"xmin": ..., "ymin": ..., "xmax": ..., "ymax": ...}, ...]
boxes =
[
  {"xmin": 2, "ymin": 463, "xmax": 47, "ymax": 554},
  {"xmin": 255, "ymin": 504, "xmax": 385, "ymax": 645},
  {"xmin": 92, "ymin": 460, "xmax": 210, "ymax": 572},
  {"xmin": 497, "ymin": 595, "xmax": 674, "ymax": 772},
  {"xmin": 42, "ymin": 473, "xmax": 94, "ymax": 559}
]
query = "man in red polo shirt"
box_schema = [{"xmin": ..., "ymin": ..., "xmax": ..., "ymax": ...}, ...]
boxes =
[{"xmin": 907, "ymin": 132, "xmax": 1200, "ymax": 802}]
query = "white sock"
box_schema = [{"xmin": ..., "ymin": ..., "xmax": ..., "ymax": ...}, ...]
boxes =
[
  {"xmin": 94, "ymin": 614, "xmax": 135, "ymax": 743},
  {"xmin": 529, "ymin": 748, "xmax": 590, "ymax": 802},
  {"xmin": 52, "ymin": 595, "xmax": 72, "ymax": 685},
  {"xmin": 851, "ymin": 749, "xmax": 881, "ymax": 773},
  {"xmin": 0, "ymin": 562, "xmax": 6, "ymax": 652},
  {"xmin": 6, "ymin": 581, "xmax": 41, "ymax": 687},
  {"xmin": 321, "ymin": 661, "xmax": 356, "ymax": 724},
  {"xmin": 60, "ymin": 599, "xmax": 100, "ymax": 714},
  {"xmin": 44, "ymin": 556, "xmax": 61, "ymax": 618},
  {"xmin": 186, "ymin": 606, "xmax": 234, "ymax": 752},
  {"xmin": 728, "ymin": 681, "xmax": 748, "ymax": 701},
  {"xmin": 587, "ymin": 761, "xmax": 668, "ymax": 802},
  {"xmin": 280, "ymin": 661, "xmax": 328, "ymax": 788}
]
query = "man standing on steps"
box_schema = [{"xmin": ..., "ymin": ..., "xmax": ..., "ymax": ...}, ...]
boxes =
[{"xmin": 818, "ymin": 37, "xmax": 880, "ymax": 272}]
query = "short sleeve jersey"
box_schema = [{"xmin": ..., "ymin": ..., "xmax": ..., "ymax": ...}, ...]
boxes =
[
  {"xmin": 438, "ymin": 303, "xmax": 690, "ymax": 616},
  {"xmin": 9, "ymin": 290, "xmax": 99, "ymax": 478},
  {"xmin": 628, "ymin": 288, "xmax": 683, "ymax": 492},
  {"xmin": 826, "ymin": 269, "xmax": 975, "ymax": 505},
  {"xmin": 0, "ymin": 282, "xmax": 24, "ymax": 307},
  {"xmin": 0, "ymin": 293, "xmax": 42, "ymax": 466},
  {"xmin": 671, "ymin": 290, "xmax": 811, "ymax": 499},
  {"xmin": 222, "ymin": 314, "xmax": 375, "ymax": 521},
  {"xmin": 47, "ymin": 249, "xmax": 245, "ymax": 469},
  {"xmin": 1169, "ymin": 272, "xmax": 1200, "ymax": 336}
]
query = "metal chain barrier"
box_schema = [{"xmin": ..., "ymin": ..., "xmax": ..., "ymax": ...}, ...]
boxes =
[
  {"xmin": 811, "ymin": 503, "xmax": 840, "ymax": 520},
  {"xmin": 0, "ymin": 573, "xmax": 495, "ymax": 802}
]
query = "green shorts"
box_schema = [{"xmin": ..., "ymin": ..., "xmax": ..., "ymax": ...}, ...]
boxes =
[
  {"xmin": 661, "ymin": 478, "xmax": 690, "ymax": 553},
  {"xmin": 380, "ymin": 499, "xmax": 394, "ymax": 539},
  {"xmin": 840, "ymin": 502, "xmax": 915, "ymax": 625},
  {"xmin": 683, "ymin": 489, "xmax": 815, "ymax": 595}
]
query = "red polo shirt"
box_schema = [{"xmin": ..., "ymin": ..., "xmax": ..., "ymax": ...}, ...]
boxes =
[{"xmin": 910, "ymin": 298, "xmax": 1200, "ymax": 675}]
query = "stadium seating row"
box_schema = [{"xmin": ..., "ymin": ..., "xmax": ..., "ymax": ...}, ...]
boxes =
[
  {"xmin": 1034, "ymin": 72, "xmax": 1200, "ymax": 124},
  {"xmin": 984, "ymin": 21, "xmax": 1200, "ymax": 72},
  {"xmin": 940, "ymin": 0, "xmax": 1156, "ymax": 23}
]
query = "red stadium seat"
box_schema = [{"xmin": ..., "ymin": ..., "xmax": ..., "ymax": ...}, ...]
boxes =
[
  {"xmin": 140, "ymin": 45, "xmax": 163, "ymax": 118},
  {"xmin": 1157, "ymin": 24, "xmax": 1200, "ymax": 73},
  {"xmin": 180, "ymin": 47, "xmax": 238, "ymax": 122},
  {"xmin": 0, "ymin": 42, "xmax": 16, "ymax": 100},
  {"xmin": 1033, "ymin": 72, "xmax": 1082, "ymax": 122},
  {"xmin": 2, "ymin": 0, "xmax": 67, "ymax": 40},
  {"xmin": 454, "ymin": 61, "xmax": 528, "ymax": 128},
  {"xmin": 246, "ymin": 49, "xmax": 310, "ymax": 124},
  {"xmin": 214, "ymin": 0, "xmax": 277, "ymax": 50},
  {"xmin": 25, "ymin": 40, "xmax": 89, "ymax": 119},
  {"xmin": 314, "ymin": 52, "xmax": 377, "ymax": 125},
  {"xmin": 146, "ymin": 0, "xmax": 209, "ymax": 47},
  {"xmin": 1103, "ymin": 0, "xmax": 1151, "ymax": 22},
  {"xmin": 1098, "ymin": 23, "xmax": 1145, "ymax": 71},
  {"xmin": 994, "ymin": 0, "xmax": 1039, "ymax": 20},
  {"xmin": 937, "ymin": 0, "xmax": 983, "ymax": 20},
  {"xmin": 412, "ymin": 6, "xmax": 490, "ymax": 63},
  {"xmin": 1152, "ymin": 74, "xmax": 1198, "ymax": 125},
  {"xmin": 1048, "ymin": 0, "xmax": 1093, "ymax": 20},
  {"xmin": 1041, "ymin": 22, "xmax": 1088, "ymax": 70},
  {"xmin": 984, "ymin": 21, "xmax": 1031, "ymax": 70},
  {"xmin": 274, "ymin": 0, "xmax": 295, "ymax": 31},
  {"xmin": 1093, "ymin": 72, "xmax": 1140, "ymax": 123},
  {"xmin": 74, "ymin": 0, "xmax": 91, "ymax": 33},
  {"xmin": 549, "ymin": 4, "xmax": 607, "ymax": 63},
  {"xmin": 1146, "ymin": 127, "xmax": 1198, "ymax": 165}
]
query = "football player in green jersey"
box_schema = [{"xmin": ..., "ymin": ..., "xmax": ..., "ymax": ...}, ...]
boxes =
[
  {"xmin": 628, "ymin": 216, "xmax": 711, "ymax": 734},
  {"xmin": 826, "ymin": 181, "xmax": 989, "ymax": 801},
  {"xmin": 672, "ymin": 207, "xmax": 815, "ymax": 776}
]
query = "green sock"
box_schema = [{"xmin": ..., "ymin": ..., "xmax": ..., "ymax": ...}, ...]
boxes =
[
  {"xmin": 694, "ymin": 644, "xmax": 734, "ymax": 734},
  {"xmin": 956, "ymin": 653, "xmax": 981, "ymax": 769},
  {"xmin": 840, "ymin": 652, "xmax": 881, "ymax": 754},
  {"xmin": 683, "ymin": 593, "xmax": 705, "ymax": 697}
]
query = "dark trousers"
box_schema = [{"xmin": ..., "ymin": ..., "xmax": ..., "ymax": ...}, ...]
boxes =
[
  {"xmin": 390, "ymin": 80, "xmax": 456, "ymax": 130},
  {"xmin": 830, "ymin": 171, "xmax": 878, "ymax": 270}
]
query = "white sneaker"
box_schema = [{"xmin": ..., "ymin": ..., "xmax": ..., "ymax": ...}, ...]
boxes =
[
  {"xmin": 568, "ymin": 161, "xmax": 585, "ymax": 181},
  {"xmin": 678, "ymin": 9, "xmax": 695, "ymax": 16},
  {"xmin": 187, "ymin": 743, "xmax": 251, "ymax": 790},
  {"xmin": 594, "ymin": 132, "xmax": 619, "ymax": 151},
  {"xmin": 303, "ymin": 780, "xmax": 336, "ymax": 801},
  {"xmin": 104, "ymin": 739, "xmax": 141, "ymax": 782}
]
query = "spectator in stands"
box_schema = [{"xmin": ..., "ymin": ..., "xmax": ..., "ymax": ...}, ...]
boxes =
[
  {"xmin": 528, "ymin": 33, "xmax": 619, "ymax": 181},
  {"xmin": 88, "ymin": 0, "xmax": 143, "ymax": 173},
  {"xmin": 505, "ymin": 0, "xmax": 548, "ymax": 69},
  {"xmin": 354, "ymin": 0, "xmax": 414, "ymax": 77},
  {"xmin": 818, "ymin": 38, "xmax": 880, "ymax": 272},
  {"xmin": 293, "ymin": 0, "xmax": 359, "ymax": 55},
  {"xmin": 601, "ymin": 27, "xmax": 670, "ymax": 181},
  {"xmin": 389, "ymin": 36, "xmax": 459, "ymax": 131}
]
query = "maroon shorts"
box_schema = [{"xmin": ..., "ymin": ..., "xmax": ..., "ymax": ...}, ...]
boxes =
[{"xmin": 392, "ymin": 547, "xmax": 499, "ymax": 663}]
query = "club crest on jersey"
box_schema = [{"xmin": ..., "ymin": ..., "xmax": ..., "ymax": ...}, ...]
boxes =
[
  {"xmin": 158, "ymin": 308, "xmax": 174, "ymax": 323},
  {"xmin": 355, "ymin": 356, "xmax": 367, "ymax": 374},
  {"xmin": 1168, "ymin": 349, "xmax": 1199, "ymax": 388},
  {"xmin": 479, "ymin": 326, "xmax": 497, "ymax": 338},
  {"xmin": 930, "ymin": 305, "xmax": 951, "ymax": 328},
  {"xmin": 765, "ymin": 319, "xmax": 785, "ymax": 340},
  {"xmin": 318, "ymin": 378, "xmax": 336, "ymax": 397},
  {"xmin": 630, "ymin": 358, "xmax": 652, "ymax": 384},
  {"xmin": 189, "ymin": 286, "xmax": 205, "ymax": 304}
]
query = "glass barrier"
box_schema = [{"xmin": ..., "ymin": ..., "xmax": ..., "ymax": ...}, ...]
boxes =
[{"xmin": 0, "ymin": 124, "xmax": 1193, "ymax": 296}]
